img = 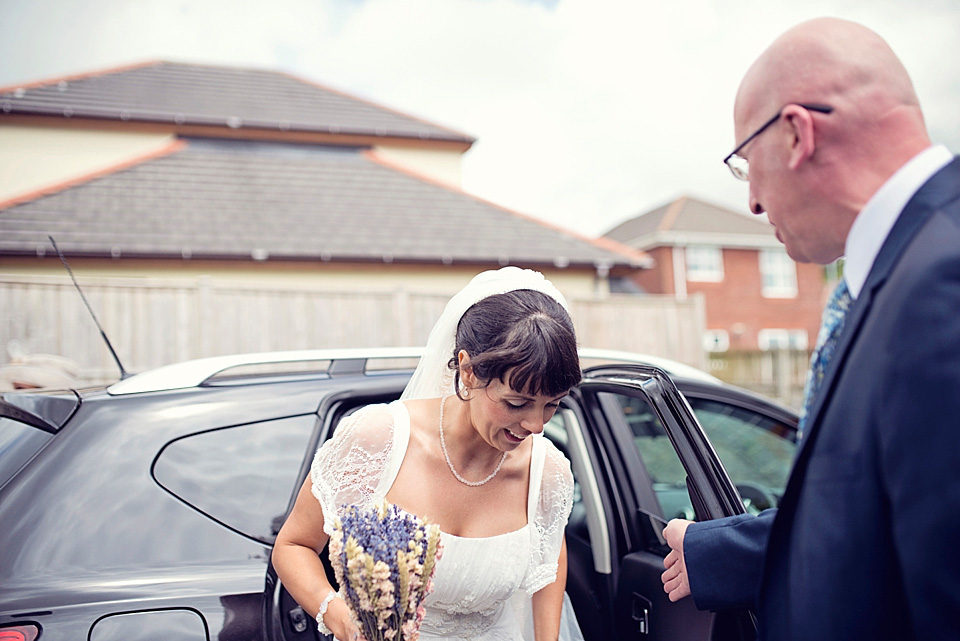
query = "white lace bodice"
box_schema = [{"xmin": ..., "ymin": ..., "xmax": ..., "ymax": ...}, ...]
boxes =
[{"xmin": 310, "ymin": 401, "xmax": 574, "ymax": 640}]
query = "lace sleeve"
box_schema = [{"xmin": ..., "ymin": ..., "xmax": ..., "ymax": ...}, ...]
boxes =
[
  {"xmin": 523, "ymin": 439, "xmax": 575, "ymax": 595},
  {"xmin": 310, "ymin": 403, "xmax": 397, "ymax": 536}
]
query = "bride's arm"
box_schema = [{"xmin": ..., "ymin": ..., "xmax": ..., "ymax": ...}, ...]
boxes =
[
  {"xmin": 529, "ymin": 440, "xmax": 576, "ymax": 640},
  {"xmin": 531, "ymin": 536, "xmax": 568, "ymax": 641},
  {"xmin": 272, "ymin": 404, "xmax": 396, "ymax": 641},
  {"xmin": 272, "ymin": 478, "xmax": 363, "ymax": 641}
]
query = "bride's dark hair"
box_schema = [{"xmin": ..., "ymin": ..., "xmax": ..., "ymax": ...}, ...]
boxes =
[{"xmin": 448, "ymin": 289, "xmax": 581, "ymax": 399}]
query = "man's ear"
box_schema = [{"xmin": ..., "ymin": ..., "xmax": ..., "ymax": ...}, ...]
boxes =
[{"xmin": 782, "ymin": 104, "xmax": 817, "ymax": 171}]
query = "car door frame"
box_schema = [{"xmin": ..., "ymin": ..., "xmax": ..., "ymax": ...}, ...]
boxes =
[{"xmin": 566, "ymin": 364, "xmax": 756, "ymax": 641}]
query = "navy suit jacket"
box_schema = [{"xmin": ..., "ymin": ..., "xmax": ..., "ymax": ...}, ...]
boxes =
[{"xmin": 685, "ymin": 157, "xmax": 960, "ymax": 640}]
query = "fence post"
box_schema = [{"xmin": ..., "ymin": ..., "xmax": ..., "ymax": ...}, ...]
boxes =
[
  {"xmin": 394, "ymin": 288, "xmax": 412, "ymax": 346},
  {"xmin": 196, "ymin": 276, "xmax": 213, "ymax": 358},
  {"xmin": 776, "ymin": 347, "xmax": 791, "ymax": 403}
]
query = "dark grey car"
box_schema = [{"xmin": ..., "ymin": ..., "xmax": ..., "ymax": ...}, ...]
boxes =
[{"xmin": 0, "ymin": 348, "xmax": 797, "ymax": 641}]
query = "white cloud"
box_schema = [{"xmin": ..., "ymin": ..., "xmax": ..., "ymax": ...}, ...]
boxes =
[{"xmin": 1, "ymin": 0, "xmax": 958, "ymax": 236}]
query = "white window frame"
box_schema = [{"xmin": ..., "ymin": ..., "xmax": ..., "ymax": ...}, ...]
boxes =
[
  {"xmin": 686, "ymin": 245, "xmax": 724, "ymax": 282},
  {"xmin": 759, "ymin": 249, "xmax": 798, "ymax": 298},
  {"xmin": 757, "ymin": 329, "xmax": 809, "ymax": 351}
]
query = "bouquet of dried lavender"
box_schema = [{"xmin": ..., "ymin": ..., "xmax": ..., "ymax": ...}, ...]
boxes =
[{"xmin": 328, "ymin": 502, "xmax": 443, "ymax": 641}]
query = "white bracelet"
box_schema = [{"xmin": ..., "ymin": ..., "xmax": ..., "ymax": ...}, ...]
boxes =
[{"xmin": 316, "ymin": 589, "xmax": 338, "ymax": 636}]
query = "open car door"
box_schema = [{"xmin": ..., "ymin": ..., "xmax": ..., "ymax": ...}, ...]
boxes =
[{"xmin": 552, "ymin": 364, "xmax": 759, "ymax": 641}]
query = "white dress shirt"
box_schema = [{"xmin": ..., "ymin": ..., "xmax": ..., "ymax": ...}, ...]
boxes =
[{"xmin": 843, "ymin": 145, "xmax": 954, "ymax": 299}]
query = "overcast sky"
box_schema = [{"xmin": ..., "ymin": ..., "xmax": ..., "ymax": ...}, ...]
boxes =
[{"xmin": 1, "ymin": 0, "xmax": 958, "ymax": 237}]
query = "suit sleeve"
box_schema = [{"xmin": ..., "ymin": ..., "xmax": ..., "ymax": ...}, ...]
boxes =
[{"xmin": 684, "ymin": 509, "xmax": 776, "ymax": 611}]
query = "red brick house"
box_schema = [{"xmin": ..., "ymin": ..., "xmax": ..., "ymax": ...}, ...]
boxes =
[{"xmin": 604, "ymin": 196, "xmax": 829, "ymax": 352}]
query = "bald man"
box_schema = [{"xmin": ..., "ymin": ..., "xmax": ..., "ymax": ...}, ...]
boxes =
[{"xmin": 660, "ymin": 17, "xmax": 960, "ymax": 640}]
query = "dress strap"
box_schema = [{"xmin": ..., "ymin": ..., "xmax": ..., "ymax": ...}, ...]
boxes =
[
  {"xmin": 527, "ymin": 434, "xmax": 547, "ymax": 522},
  {"xmin": 378, "ymin": 400, "xmax": 411, "ymax": 498}
]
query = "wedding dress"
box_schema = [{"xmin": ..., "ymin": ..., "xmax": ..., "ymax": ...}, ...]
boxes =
[{"xmin": 311, "ymin": 401, "xmax": 584, "ymax": 641}]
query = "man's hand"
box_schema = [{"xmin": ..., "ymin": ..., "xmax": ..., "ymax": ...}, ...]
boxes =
[{"xmin": 661, "ymin": 518, "xmax": 694, "ymax": 602}]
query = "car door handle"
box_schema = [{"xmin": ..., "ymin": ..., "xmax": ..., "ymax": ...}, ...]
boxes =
[
  {"xmin": 631, "ymin": 592, "xmax": 652, "ymax": 635},
  {"xmin": 288, "ymin": 605, "xmax": 309, "ymax": 633}
]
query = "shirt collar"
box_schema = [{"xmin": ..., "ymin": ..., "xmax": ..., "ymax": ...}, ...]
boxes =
[{"xmin": 843, "ymin": 145, "xmax": 953, "ymax": 299}]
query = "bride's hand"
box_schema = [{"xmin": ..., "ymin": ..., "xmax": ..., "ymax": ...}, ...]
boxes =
[{"xmin": 324, "ymin": 597, "xmax": 364, "ymax": 641}]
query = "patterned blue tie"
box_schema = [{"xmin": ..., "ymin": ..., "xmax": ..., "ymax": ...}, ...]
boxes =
[{"xmin": 798, "ymin": 279, "xmax": 852, "ymax": 438}]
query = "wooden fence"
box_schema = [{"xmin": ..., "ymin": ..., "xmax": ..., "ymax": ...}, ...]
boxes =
[
  {"xmin": 1, "ymin": 275, "xmax": 708, "ymax": 385},
  {"xmin": 709, "ymin": 349, "xmax": 809, "ymax": 413}
]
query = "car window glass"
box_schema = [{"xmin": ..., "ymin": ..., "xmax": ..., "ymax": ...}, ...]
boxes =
[
  {"xmin": 0, "ymin": 417, "xmax": 53, "ymax": 489},
  {"xmin": 153, "ymin": 415, "xmax": 316, "ymax": 544},
  {"xmin": 612, "ymin": 394, "xmax": 694, "ymax": 521},
  {"xmin": 614, "ymin": 393, "xmax": 795, "ymax": 519},
  {"xmin": 686, "ymin": 397, "xmax": 795, "ymax": 514}
]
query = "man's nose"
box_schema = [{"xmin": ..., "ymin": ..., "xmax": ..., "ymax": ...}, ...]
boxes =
[{"xmin": 749, "ymin": 189, "xmax": 765, "ymax": 215}]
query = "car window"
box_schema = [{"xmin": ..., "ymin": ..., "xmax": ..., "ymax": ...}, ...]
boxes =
[
  {"xmin": 612, "ymin": 393, "xmax": 795, "ymax": 520},
  {"xmin": 0, "ymin": 417, "xmax": 53, "ymax": 489},
  {"xmin": 611, "ymin": 393, "xmax": 693, "ymax": 520},
  {"xmin": 686, "ymin": 397, "xmax": 795, "ymax": 514},
  {"xmin": 153, "ymin": 415, "xmax": 317, "ymax": 544}
]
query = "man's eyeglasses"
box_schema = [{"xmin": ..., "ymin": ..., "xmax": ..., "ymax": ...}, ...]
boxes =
[{"xmin": 723, "ymin": 104, "xmax": 834, "ymax": 181}]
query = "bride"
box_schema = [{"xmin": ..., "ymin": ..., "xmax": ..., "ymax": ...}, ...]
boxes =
[{"xmin": 273, "ymin": 267, "xmax": 585, "ymax": 641}]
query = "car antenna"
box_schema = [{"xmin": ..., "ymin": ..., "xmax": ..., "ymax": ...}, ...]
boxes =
[{"xmin": 48, "ymin": 235, "xmax": 130, "ymax": 380}]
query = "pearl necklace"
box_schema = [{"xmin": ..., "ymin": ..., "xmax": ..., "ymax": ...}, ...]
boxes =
[{"xmin": 438, "ymin": 395, "xmax": 507, "ymax": 487}]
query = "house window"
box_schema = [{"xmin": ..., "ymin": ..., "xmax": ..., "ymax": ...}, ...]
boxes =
[
  {"xmin": 757, "ymin": 329, "xmax": 809, "ymax": 351},
  {"xmin": 686, "ymin": 246, "xmax": 723, "ymax": 282},
  {"xmin": 703, "ymin": 330, "xmax": 730, "ymax": 352},
  {"xmin": 759, "ymin": 249, "xmax": 798, "ymax": 298}
]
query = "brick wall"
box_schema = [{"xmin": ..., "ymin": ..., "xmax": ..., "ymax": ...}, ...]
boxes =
[
  {"xmin": 694, "ymin": 248, "xmax": 825, "ymax": 350},
  {"xmin": 631, "ymin": 245, "xmax": 827, "ymax": 351},
  {"xmin": 632, "ymin": 246, "xmax": 674, "ymax": 294}
]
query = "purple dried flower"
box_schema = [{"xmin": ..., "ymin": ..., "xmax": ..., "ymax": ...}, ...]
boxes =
[{"xmin": 330, "ymin": 502, "xmax": 443, "ymax": 641}]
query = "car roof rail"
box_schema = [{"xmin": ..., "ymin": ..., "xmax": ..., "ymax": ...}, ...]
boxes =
[
  {"xmin": 106, "ymin": 346, "xmax": 719, "ymax": 396},
  {"xmin": 107, "ymin": 347, "xmax": 425, "ymax": 396}
]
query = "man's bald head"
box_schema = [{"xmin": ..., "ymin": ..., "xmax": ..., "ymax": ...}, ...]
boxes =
[
  {"xmin": 736, "ymin": 17, "xmax": 920, "ymax": 127},
  {"xmin": 730, "ymin": 18, "xmax": 932, "ymax": 264}
]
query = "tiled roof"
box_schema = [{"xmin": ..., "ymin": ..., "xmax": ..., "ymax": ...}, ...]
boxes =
[
  {"xmin": 0, "ymin": 138, "xmax": 639, "ymax": 268},
  {"xmin": 603, "ymin": 196, "xmax": 776, "ymax": 248},
  {"xmin": 0, "ymin": 61, "xmax": 473, "ymax": 144}
]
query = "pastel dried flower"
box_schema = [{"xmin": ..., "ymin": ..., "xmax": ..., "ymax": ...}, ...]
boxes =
[{"xmin": 329, "ymin": 502, "xmax": 443, "ymax": 641}]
